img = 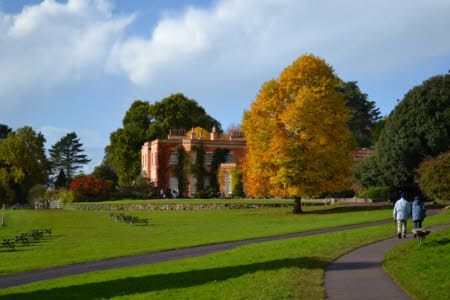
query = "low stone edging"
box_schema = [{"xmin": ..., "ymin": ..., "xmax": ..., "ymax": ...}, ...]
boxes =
[{"xmin": 64, "ymin": 202, "xmax": 295, "ymax": 211}]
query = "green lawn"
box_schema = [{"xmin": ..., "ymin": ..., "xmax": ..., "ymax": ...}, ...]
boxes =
[
  {"xmin": 0, "ymin": 210, "xmax": 448, "ymax": 300},
  {"xmin": 384, "ymin": 226, "xmax": 450, "ymax": 300},
  {"xmin": 0, "ymin": 205, "xmax": 391, "ymax": 275}
]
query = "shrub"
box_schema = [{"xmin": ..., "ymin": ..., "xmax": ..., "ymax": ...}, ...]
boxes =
[
  {"xmin": 27, "ymin": 184, "xmax": 47, "ymax": 204},
  {"xmin": 231, "ymin": 167, "xmax": 245, "ymax": 198},
  {"xmin": 416, "ymin": 152, "xmax": 450, "ymax": 204},
  {"xmin": 357, "ymin": 186, "xmax": 392, "ymax": 202},
  {"xmin": 131, "ymin": 175, "xmax": 157, "ymax": 199},
  {"xmin": 68, "ymin": 175, "xmax": 113, "ymax": 202},
  {"xmin": 44, "ymin": 189, "xmax": 75, "ymax": 203}
]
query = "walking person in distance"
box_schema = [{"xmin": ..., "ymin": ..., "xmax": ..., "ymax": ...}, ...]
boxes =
[
  {"xmin": 393, "ymin": 192, "xmax": 411, "ymax": 238},
  {"xmin": 411, "ymin": 195, "xmax": 426, "ymax": 237}
]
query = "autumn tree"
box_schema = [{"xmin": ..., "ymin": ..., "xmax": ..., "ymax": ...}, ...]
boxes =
[
  {"xmin": 186, "ymin": 127, "xmax": 210, "ymax": 140},
  {"xmin": 416, "ymin": 151, "xmax": 450, "ymax": 204},
  {"xmin": 243, "ymin": 54, "xmax": 355, "ymax": 213}
]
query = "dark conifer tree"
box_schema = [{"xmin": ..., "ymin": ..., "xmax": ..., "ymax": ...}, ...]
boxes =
[
  {"xmin": 54, "ymin": 169, "xmax": 67, "ymax": 189},
  {"xmin": 49, "ymin": 132, "xmax": 90, "ymax": 181}
]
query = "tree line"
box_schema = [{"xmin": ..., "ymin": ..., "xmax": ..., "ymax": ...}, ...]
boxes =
[{"xmin": 0, "ymin": 128, "xmax": 90, "ymax": 204}]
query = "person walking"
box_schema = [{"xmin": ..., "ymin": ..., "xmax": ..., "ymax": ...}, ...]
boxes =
[
  {"xmin": 393, "ymin": 192, "xmax": 411, "ymax": 238},
  {"xmin": 412, "ymin": 195, "xmax": 426, "ymax": 237}
]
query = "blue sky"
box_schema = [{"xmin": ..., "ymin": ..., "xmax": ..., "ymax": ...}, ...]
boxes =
[{"xmin": 0, "ymin": 0, "xmax": 449, "ymax": 173}]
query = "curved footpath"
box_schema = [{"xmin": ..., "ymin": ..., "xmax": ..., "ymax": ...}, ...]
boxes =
[
  {"xmin": 324, "ymin": 223, "xmax": 450, "ymax": 300},
  {"xmin": 0, "ymin": 209, "xmax": 442, "ymax": 290}
]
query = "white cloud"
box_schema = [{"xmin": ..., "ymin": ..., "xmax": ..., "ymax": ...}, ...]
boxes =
[
  {"xmin": 110, "ymin": 0, "xmax": 450, "ymax": 86},
  {"xmin": 0, "ymin": 0, "xmax": 133, "ymax": 109}
]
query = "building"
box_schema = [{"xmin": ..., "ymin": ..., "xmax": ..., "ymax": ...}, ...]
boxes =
[{"xmin": 141, "ymin": 127, "xmax": 246, "ymax": 197}]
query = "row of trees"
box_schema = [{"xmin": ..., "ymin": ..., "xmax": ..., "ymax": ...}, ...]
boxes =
[
  {"xmin": 241, "ymin": 54, "xmax": 449, "ymax": 211},
  {"xmin": 0, "ymin": 127, "xmax": 90, "ymax": 204}
]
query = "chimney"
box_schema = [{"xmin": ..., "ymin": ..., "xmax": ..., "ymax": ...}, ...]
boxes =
[
  {"xmin": 189, "ymin": 128, "xmax": 196, "ymax": 139},
  {"xmin": 210, "ymin": 126, "xmax": 219, "ymax": 140}
]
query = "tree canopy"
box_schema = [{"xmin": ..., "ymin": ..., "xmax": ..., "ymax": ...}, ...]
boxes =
[
  {"xmin": 0, "ymin": 124, "xmax": 12, "ymax": 141},
  {"xmin": 356, "ymin": 74, "xmax": 450, "ymax": 191},
  {"xmin": 106, "ymin": 93, "xmax": 221, "ymax": 186},
  {"xmin": 49, "ymin": 132, "xmax": 90, "ymax": 183},
  {"xmin": 0, "ymin": 127, "xmax": 49, "ymax": 203},
  {"xmin": 416, "ymin": 151, "xmax": 450, "ymax": 204},
  {"xmin": 242, "ymin": 54, "xmax": 355, "ymax": 211},
  {"xmin": 337, "ymin": 81, "xmax": 380, "ymax": 148}
]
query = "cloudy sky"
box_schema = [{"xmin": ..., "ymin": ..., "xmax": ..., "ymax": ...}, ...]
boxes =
[{"xmin": 1, "ymin": 0, "xmax": 449, "ymax": 172}]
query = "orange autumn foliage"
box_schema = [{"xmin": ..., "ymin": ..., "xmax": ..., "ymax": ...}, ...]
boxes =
[{"xmin": 242, "ymin": 54, "xmax": 355, "ymax": 198}]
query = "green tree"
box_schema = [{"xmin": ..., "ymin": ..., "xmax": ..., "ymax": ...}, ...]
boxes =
[
  {"xmin": 0, "ymin": 124, "xmax": 12, "ymax": 140},
  {"xmin": 54, "ymin": 169, "xmax": 68, "ymax": 189},
  {"xmin": 49, "ymin": 132, "xmax": 91, "ymax": 183},
  {"xmin": 148, "ymin": 93, "xmax": 222, "ymax": 139},
  {"xmin": 353, "ymin": 155, "xmax": 384, "ymax": 188},
  {"xmin": 371, "ymin": 118, "xmax": 386, "ymax": 144},
  {"xmin": 106, "ymin": 94, "xmax": 221, "ymax": 186},
  {"xmin": 92, "ymin": 162, "xmax": 118, "ymax": 186},
  {"xmin": 231, "ymin": 167, "xmax": 245, "ymax": 198},
  {"xmin": 106, "ymin": 100, "xmax": 154, "ymax": 186},
  {"xmin": 374, "ymin": 74, "xmax": 450, "ymax": 190},
  {"xmin": 337, "ymin": 81, "xmax": 380, "ymax": 148},
  {"xmin": 243, "ymin": 54, "xmax": 355, "ymax": 213},
  {"xmin": 209, "ymin": 148, "xmax": 229, "ymax": 194},
  {"xmin": 0, "ymin": 127, "xmax": 49, "ymax": 203},
  {"xmin": 416, "ymin": 151, "xmax": 450, "ymax": 204}
]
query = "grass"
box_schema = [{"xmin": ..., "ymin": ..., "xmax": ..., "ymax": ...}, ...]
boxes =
[
  {"xmin": 384, "ymin": 225, "xmax": 450, "ymax": 300},
  {"xmin": 0, "ymin": 210, "xmax": 448, "ymax": 299},
  {"xmin": 0, "ymin": 205, "xmax": 392, "ymax": 275}
]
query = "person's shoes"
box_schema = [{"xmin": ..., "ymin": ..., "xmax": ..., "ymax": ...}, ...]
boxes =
[{"xmin": 397, "ymin": 233, "xmax": 402, "ymax": 239}]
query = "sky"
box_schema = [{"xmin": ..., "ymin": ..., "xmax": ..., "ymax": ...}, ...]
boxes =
[{"xmin": 0, "ymin": 0, "xmax": 449, "ymax": 173}]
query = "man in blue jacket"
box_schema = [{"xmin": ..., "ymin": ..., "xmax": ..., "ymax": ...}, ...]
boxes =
[
  {"xmin": 412, "ymin": 195, "xmax": 426, "ymax": 237},
  {"xmin": 393, "ymin": 193, "xmax": 412, "ymax": 238}
]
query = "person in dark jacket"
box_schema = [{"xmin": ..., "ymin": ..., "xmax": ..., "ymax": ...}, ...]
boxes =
[{"xmin": 412, "ymin": 196, "xmax": 426, "ymax": 237}]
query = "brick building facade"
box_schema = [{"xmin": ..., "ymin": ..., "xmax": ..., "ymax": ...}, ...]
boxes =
[{"xmin": 141, "ymin": 127, "xmax": 246, "ymax": 197}]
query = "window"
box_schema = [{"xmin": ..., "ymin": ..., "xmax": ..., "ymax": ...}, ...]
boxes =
[
  {"xmin": 225, "ymin": 152, "xmax": 234, "ymax": 163},
  {"xmin": 191, "ymin": 177, "xmax": 197, "ymax": 194},
  {"xmin": 170, "ymin": 152, "xmax": 178, "ymax": 165},
  {"xmin": 205, "ymin": 152, "xmax": 213, "ymax": 165},
  {"xmin": 169, "ymin": 176, "xmax": 178, "ymax": 191}
]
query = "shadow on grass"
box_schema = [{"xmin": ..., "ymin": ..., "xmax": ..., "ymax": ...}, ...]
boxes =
[
  {"xmin": 425, "ymin": 238, "xmax": 450, "ymax": 247},
  {"xmin": 304, "ymin": 205, "xmax": 392, "ymax": 215},
  {"xmin": 0, "ymin": 257, "xmax": 327, "ymax": 299}
]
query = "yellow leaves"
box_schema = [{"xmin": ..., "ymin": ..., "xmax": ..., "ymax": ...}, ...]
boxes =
[
  {"xmin": 186, "ymin": 127, "xmax": 210, "ymax": 140},
  {"xmin": 242, "ymin": 54, "xmax": 355, "ymax": 198}
]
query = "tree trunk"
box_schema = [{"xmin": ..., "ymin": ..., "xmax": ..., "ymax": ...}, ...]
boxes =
[{"xmin": 293, "ymin": 197, "xmax": 303, "ymax": 214}]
